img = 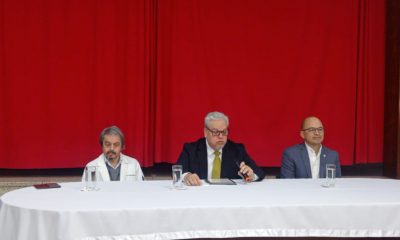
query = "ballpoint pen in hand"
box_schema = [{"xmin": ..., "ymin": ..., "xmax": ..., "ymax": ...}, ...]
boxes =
[{"xmin": 235, "ymin": 160, "xmax": 252, "ymax": 182}]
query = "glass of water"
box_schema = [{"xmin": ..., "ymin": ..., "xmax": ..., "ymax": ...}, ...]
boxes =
[
  {"xmin": 172, "ymin": 165, "xmax": 184, "ymax": 189},
  {"xmin": 83, "ymin": 166, "xmax": 99, "ymax": 191},
  {"xmin": 324, "ymin": 164, "xmax": 336, "ymax": 188}
]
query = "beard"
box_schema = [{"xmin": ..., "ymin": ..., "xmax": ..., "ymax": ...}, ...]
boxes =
[{"xmin": 105, "ymin": 150, "xmax": 118, "ymax": 161}]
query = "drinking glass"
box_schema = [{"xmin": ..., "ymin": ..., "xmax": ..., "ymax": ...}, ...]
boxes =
[
  {"xmin": 83, "ymin": 166, "xmax": 99, "ymax": 191},
  {"xmin": 172, "ymin": 165, "xmax": 183, "ymax": 189},
  {"xmin": 325, "ymin": 164, "xmax": 336, "ymax": 188}
]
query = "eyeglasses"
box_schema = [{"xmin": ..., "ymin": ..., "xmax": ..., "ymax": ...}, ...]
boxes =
[
  {"xmin": 206, "ymin": 127, "xmax": 229, "ymax": 136},
  {"xmin": 302, "ymin": 127, "xmax": 324, "ymax": 133}
]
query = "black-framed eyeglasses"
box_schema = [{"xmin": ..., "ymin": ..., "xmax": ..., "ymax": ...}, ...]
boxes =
[
  {"xmin": 206, "ymin": 127, "xmax": 229, "ymax": 136},
  {"xmin": 302, "ymin": 127, "xmax": 324, "ymax": 133}
]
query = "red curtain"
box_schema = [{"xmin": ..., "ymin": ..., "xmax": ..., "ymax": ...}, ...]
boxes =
[
  {"xmin": 354, "ymin": 0, "xmax": 385, "ymax": 164},
  {"xmin": 0, "ymin": 0, "xmax": 385, "ymax": 168},
  {"xmin": 0, "ymin": 0, "xmax": 150, "ymax": 168},
  {"xmin": 154, "ymin": 0, "xmax": 385, "ymax": 166}
]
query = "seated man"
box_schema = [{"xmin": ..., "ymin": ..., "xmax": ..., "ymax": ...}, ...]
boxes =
[
  {"xmin": 83, "ymin": 126, "xmax": 144, "ymax": 181},
  {"xmin": 176, "ymin": 111, "xmax": 265, "ymax": 186},
  {"xmin": 280, "ymin": 116, "xmax": 341, "ymax": 178}
]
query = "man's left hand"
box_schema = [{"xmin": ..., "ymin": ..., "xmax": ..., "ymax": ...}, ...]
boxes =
[{"xmin": 238, "ymin": 161, "xmax": 254, "ymax": 181}]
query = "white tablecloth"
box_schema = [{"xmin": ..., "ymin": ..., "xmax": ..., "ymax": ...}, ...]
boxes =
[{"xmin": 1, "ymin": 178, "xmax": 400, "ymax": 240}]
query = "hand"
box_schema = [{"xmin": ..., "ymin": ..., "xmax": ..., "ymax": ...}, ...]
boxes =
[
  {"xmin": 184, "ymin": 173, "xmax": 202, "ymax": 186},
  {"xmin": 238, "ymin": 162, "xmax": 254, "ymax": 182}
]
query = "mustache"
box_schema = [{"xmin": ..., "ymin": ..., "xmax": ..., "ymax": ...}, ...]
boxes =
[{"xmin": 105, "ymin": 151, "xmax": 118, "ymax": 161}]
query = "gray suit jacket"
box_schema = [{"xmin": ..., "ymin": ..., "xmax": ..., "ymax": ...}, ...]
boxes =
[{"xmin": 280, "ymin": 143, "xmax": 341, "ymax": 178}]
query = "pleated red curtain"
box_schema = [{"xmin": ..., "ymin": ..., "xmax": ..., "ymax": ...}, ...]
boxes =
[
  {"xmin": 0, "ymin": 0, "xmax": 150, "ymax": 168},
  {"xmin": 154, "ymin": 0, "xmax": 385, "ymax": 166},
  {"xmin": 0, "ymin": 0, "xmax": 385, "ymax": 168}
]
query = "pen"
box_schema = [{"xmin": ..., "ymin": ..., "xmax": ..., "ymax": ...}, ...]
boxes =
[{"xmin": 235, "ymin": 160, "xmax": 252, "ymax": 182}]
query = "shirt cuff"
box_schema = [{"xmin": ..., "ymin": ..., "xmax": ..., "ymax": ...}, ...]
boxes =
[{"xmin": 253, "ymin": 174, "xmax": 259, "ymax": 181}]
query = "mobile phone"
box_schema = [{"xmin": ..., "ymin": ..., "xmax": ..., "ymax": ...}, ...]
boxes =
[{"xmin": 33, "ymin": 183, "xmax": 61, "ymax": 189}]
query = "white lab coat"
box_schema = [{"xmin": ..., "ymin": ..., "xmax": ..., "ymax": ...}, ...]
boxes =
[{"xmin": 82, "ymin": 153, "xmax": 144, "ymax": 181}]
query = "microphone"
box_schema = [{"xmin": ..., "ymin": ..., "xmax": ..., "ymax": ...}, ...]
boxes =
[{"xmin": 235, "ymin": 160, "xmax": 251, "ymax": 182}]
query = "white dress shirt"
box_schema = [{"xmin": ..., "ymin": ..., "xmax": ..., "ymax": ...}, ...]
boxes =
[
  {"xmin": 182, "ymin": 140, "xmax": 258, "ymax": 181},
  {"xmin": 206, "ymin": 140, "xmax": 223, "ymax": 179},
  {"xmin": 205, "ymin": 140, "xmax": 258, "ymax": 181},
  {"xmin": 305, "ymin": 143, "xmax": 321, "ymax": 179}
]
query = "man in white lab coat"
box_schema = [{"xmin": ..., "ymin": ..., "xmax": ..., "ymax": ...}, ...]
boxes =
[{"xmin": 82, "ymin": 126, "xmax": 144, "ymax": 181}]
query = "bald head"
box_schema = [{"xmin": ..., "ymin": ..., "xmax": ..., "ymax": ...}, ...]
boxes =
[
  {"xmin": 300, "ymin": 116, "xmax": 324, "ymax": 149},
  {"xmin": 301, "ymin": 116, "xmax": 323, "ymax": 130}
]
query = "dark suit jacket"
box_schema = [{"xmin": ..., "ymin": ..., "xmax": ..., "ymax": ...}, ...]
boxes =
[
  {"xmin": 280, "ymin": 143, "xmax": 341, "ymax": 178},
  {"xmin": 176, "ymin": 138, "xmax": 265, "ymax": 181}
]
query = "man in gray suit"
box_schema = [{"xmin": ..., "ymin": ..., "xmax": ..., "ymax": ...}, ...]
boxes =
[{"xmin": 280, "ymin": 116, "xmax": 341, "ymax": 178}]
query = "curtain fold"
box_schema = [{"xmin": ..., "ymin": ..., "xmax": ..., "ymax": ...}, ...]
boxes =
[
  {"xmin": 0, "ymin": 0, "xmax": 149, "ymax": 168},
  {"xmin": 154, "ymin": 0, "xmax": 385, "ymax": 166},
  {"xmin": 0, "ymin": 0, "xmax": 385, "ymax": 168},
  {"xmin": 354, "ymin": 0, "xmax": 385, "ymax": 163}
]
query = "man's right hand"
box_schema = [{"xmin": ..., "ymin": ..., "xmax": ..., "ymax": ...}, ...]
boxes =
[{"xmin": 183, "ymin": 173, "xmax": 202, "ymax": 186}]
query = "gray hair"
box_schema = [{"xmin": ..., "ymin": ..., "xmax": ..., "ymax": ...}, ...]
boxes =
[
  {"xmin": 204, "ymin": 111, "xmax": 229, "ymax": 128},
  {"xmin": 99, "ymin": 126, "xmax": 125, "ymax": 147}
]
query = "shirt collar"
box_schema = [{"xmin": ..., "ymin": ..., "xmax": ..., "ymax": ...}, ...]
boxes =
[
  {"xmin": 103, "ymin": 154, "xmax": 122, "ymax": 169},
  {"xmin": 304, "ymin": 142, "xmax": 322, "ymax": 157},
  {"xmin": 205, "ymin": 139, "xmax": 223, "ymax": 157}
]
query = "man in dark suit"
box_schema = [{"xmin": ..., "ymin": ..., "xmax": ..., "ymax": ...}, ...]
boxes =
[
  {"xmin": 177, "ymin": 111, "xmax": 265, "ymax": 186},
  {"xmin": 280, "ymin": 116, "xmax": 341, "ymax": 178}
]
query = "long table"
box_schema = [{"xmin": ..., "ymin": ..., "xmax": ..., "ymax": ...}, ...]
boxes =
[{"xmin": 1, "ymin": 178, "xmax": 400, "ymax": 240}]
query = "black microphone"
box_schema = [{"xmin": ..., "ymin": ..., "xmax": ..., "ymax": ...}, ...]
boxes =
[{"xmin": 235, "ymin": 159, "xmax": 251, "ymax": 182}]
